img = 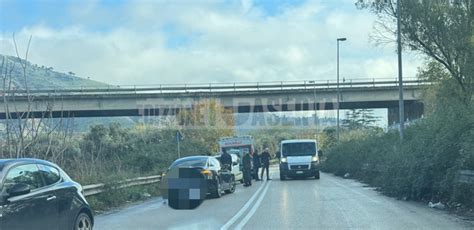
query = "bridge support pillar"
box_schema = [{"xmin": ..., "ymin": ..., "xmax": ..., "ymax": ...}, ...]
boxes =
[{"xmin": 388, "ymin": 102, "xmax": 424, "ymax": 126}]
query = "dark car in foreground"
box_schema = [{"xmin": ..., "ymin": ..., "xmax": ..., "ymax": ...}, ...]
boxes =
[
  {"xmin": 0, "ymin": 158, "xmax": 93, "ymax": 230},
  {"xmin": 163, "ymin": 156, "xmax": 236, "ymax": 198}
]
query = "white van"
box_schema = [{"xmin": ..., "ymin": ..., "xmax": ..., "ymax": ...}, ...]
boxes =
[{"xmin": 278, "ymin": 139, "xmax": 320, "ymax": 180}]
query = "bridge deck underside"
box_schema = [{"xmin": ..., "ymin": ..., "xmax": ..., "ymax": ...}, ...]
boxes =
[
  {"xmin": 0, "ymin": 86, "xmax": 424, "ymax": 119},
  {"xmin": 0, "ymin": 100, "xmax": 421, "ymax": 119}
]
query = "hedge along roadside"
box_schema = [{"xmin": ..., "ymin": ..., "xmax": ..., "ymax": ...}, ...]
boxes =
[{"xmin": 322, "ymin": 99, "xmax": 474, "ymax": 209}]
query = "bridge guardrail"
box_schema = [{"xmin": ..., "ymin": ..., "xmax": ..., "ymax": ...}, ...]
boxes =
[
  {"xmin": 1, "ymin": 78, "xmax": 431, "ymax": 96},
  {"xmin": 82, "ymin": 175, "xmax": 162, "ymax": 197}
]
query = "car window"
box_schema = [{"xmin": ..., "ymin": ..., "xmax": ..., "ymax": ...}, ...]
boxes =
[
  {"xmin": 171, "ymin": 158, "xmax": 208, "ymax": 168},
  {"xmin": 3, "ymin": 164, "xmax": 44, "ymax": 191},
  {"xmin": 211, "ymin": 158, "xmax": 221, "ymax": 168},
  {"xmin": 37, "ymin": 164, "xmax": 61, "ymax": 186},
  {"xmin": 208, "ymin": 159, "xmax": 215, "ymax": 167}
]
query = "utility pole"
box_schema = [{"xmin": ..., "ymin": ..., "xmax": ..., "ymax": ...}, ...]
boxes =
[
  {"xmin": 176, "ymin": 130, "xmax": 183, "ymax": 158},
  {"xmin": 177, "ymin": 137, "xmax": 180, "ymax": 158},
  {"xmin": 336, "ymin": 37, "xmax": 347, "ymax": 142},
  {"xmin": 397, "ymin": 0, "xmax": 405, "ymax": 141},
  {"xmin": 309, "ymin": 80, "xmax": 318, "ymax": 131}
]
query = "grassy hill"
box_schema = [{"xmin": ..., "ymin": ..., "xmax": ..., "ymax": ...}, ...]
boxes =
[
  {"xmin": 0, "ymin": 54, "xmax": 138, "ymax": 132},
  {"xmin": 1, "ymin": 54, "xmax": 108, "ymax": 89}
]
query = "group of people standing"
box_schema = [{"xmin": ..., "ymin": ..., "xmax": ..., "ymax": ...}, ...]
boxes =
[{"xmin": 242, "ymin": 147, "xmax": 272, "ymax": 187}]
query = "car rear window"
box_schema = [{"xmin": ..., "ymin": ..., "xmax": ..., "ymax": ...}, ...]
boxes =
[{"xmin": 171, "ymin": 158, "xmax": 207, "ymax": 168}]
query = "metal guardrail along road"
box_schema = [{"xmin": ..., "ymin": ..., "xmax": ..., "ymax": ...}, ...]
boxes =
[
  {"xmin": 82, "ymin": 175, "xmax": 162, "ymax": 197},
  {"xmin": 2, "ymin": 78, "xmax": 431, "ymax": 96},
  {"xmin": 458, "ymin": 170, "xmax": 474, "ymax": 184}
]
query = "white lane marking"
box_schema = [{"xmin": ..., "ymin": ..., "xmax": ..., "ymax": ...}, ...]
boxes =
[
  {"xmin": 235, "ymin": 179, "xmax": 272, "ymax": 230},
  {"xmin": 220, "ymin": 178, "xmax": 267, "ymax": 230}
]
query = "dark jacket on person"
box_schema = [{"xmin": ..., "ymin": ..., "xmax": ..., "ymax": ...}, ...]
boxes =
[
  {"xmin": 220, "ymin": 152, "xmax": 232, "ymax": 169},
  {"xmin": 260, "ymin": 151, "xmax": 271, "ymax": 166},
  {"xmin": 253, "ymin": 153, "xmax": 261, "ymax": 168},
  {"xmin": 242, "ymin": 153, "xmax": 252, "ymax": 170}
]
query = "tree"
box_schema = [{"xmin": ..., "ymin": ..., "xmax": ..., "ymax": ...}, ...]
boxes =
[
  {"xmin": 357, "ymin": 0, "xmax": 473, "ymax": 102},
  {"xmin": 342, "ymin": 109, "xmax": 363, "ymax": 130},
  {"xmin": 177, "ymin": 99, "xmax": 235, "ymax": 154},
  {"xmin": 342, "ymin": 109, "xmax": 380, "ymax": 130},
  {"xmin": 359, "ymin": 109, "xmax": 380, "ymax": 127},
  {"xmin": 417, "ymin": 61, "xmax": 456, "ymax": 114},
  {"xmin": 322, "ymin": 127, "xmax": 337, "ymax": 149},
  {"xmin": 1, "ymin": 35, "xmax": 70, "ymax": 159}
]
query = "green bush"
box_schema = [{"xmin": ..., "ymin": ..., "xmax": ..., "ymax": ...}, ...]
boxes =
[{"xmin": 323, "ymin": 99, "xmax": 474, "ymax": 208}]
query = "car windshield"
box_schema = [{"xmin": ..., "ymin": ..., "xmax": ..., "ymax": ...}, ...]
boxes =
[{"xmin": 282, "ymin": 143, "xmax": 316, "ymax": 157}]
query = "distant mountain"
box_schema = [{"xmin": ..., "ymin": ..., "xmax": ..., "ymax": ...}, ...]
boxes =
[
  {"xmin": 0, "ymin": 55, "xmax": 136, "ymax": 133},
  {"xmin": 1, "ymin": 54, "xmax": 108, "ymax": 89}
]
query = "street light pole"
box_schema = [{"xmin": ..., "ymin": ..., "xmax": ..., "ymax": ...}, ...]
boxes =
[
  {"xmin": 396, "ymin": 0, "xmax": 405, "ymax": 141},
  {"xmin": 336, "ymin": 37, "xmax": 347, "ymax": 142},
  {"xmin": 309, "ymin": 80, "xmax": 318, "ymax": 131}
]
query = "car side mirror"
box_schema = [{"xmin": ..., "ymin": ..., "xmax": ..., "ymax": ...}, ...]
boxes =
[
  {"xmin": 276, "ymin": 152, "xmax": 281, "ymax": 158},
  {"xmin": 6, "ymin": 183, "xmax": 30, "ymax": 197},
  {"xmin": 318, "ymin": 150, "xmax": 323, "ymax": 157}
]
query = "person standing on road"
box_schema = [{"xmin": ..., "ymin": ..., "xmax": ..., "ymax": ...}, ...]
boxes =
[
  {"xmin": 242, "ymin": 152, "xmax": 252, "ymax": 186},
  {"xmin": 260, "ymin": 147, "xmax": 271, "ymax": 180},
  {"xmin": 220, "ymin": 149, "xmax": 232, "ymax": 171},
  {"xmin": 253, "ymin": 151, "xmax": 261, "ymax": 181}
]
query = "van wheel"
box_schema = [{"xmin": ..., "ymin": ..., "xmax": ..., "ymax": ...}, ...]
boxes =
[
  {"xmin": 280, "ymin": 173, "xmax": 286, "ymax": 180},
  {"xmin": 314, "ymin": 171, "xmax": 320, "ymax": 180}
]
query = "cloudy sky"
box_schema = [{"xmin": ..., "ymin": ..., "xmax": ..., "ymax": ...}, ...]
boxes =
[{"xmin": 0, "ymin": 0, "xmax": 423, "ymax": 86}]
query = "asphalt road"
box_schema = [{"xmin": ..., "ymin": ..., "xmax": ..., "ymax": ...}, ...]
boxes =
[{"xmin": 95, "ymin": 166, "xmax": 473, "ymax": 229}]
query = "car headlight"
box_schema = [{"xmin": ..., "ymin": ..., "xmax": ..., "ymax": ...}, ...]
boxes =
[
  {"xmin": 311, "ymin": 156, "xmax": 319, "ymax": 162},
  {"xmin": 281, "ymin": 157, "xmax": 287, "ymax": 163}
]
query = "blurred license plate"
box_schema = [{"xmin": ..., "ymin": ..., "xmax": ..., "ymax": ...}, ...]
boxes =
[{"xmin": 296, "ymin": 171, "xmax": 303, "ymax": 174}]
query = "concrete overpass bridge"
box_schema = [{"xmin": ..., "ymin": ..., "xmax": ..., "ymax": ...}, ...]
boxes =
[{"xmin": 0, "ymin": 78, "xmax": 429, "ymax": 125}]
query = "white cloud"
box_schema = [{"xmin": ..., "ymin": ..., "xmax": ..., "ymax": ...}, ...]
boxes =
[{"xmin": 0, "ymin": 0, "xmax": 422, "ymax": 86}]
